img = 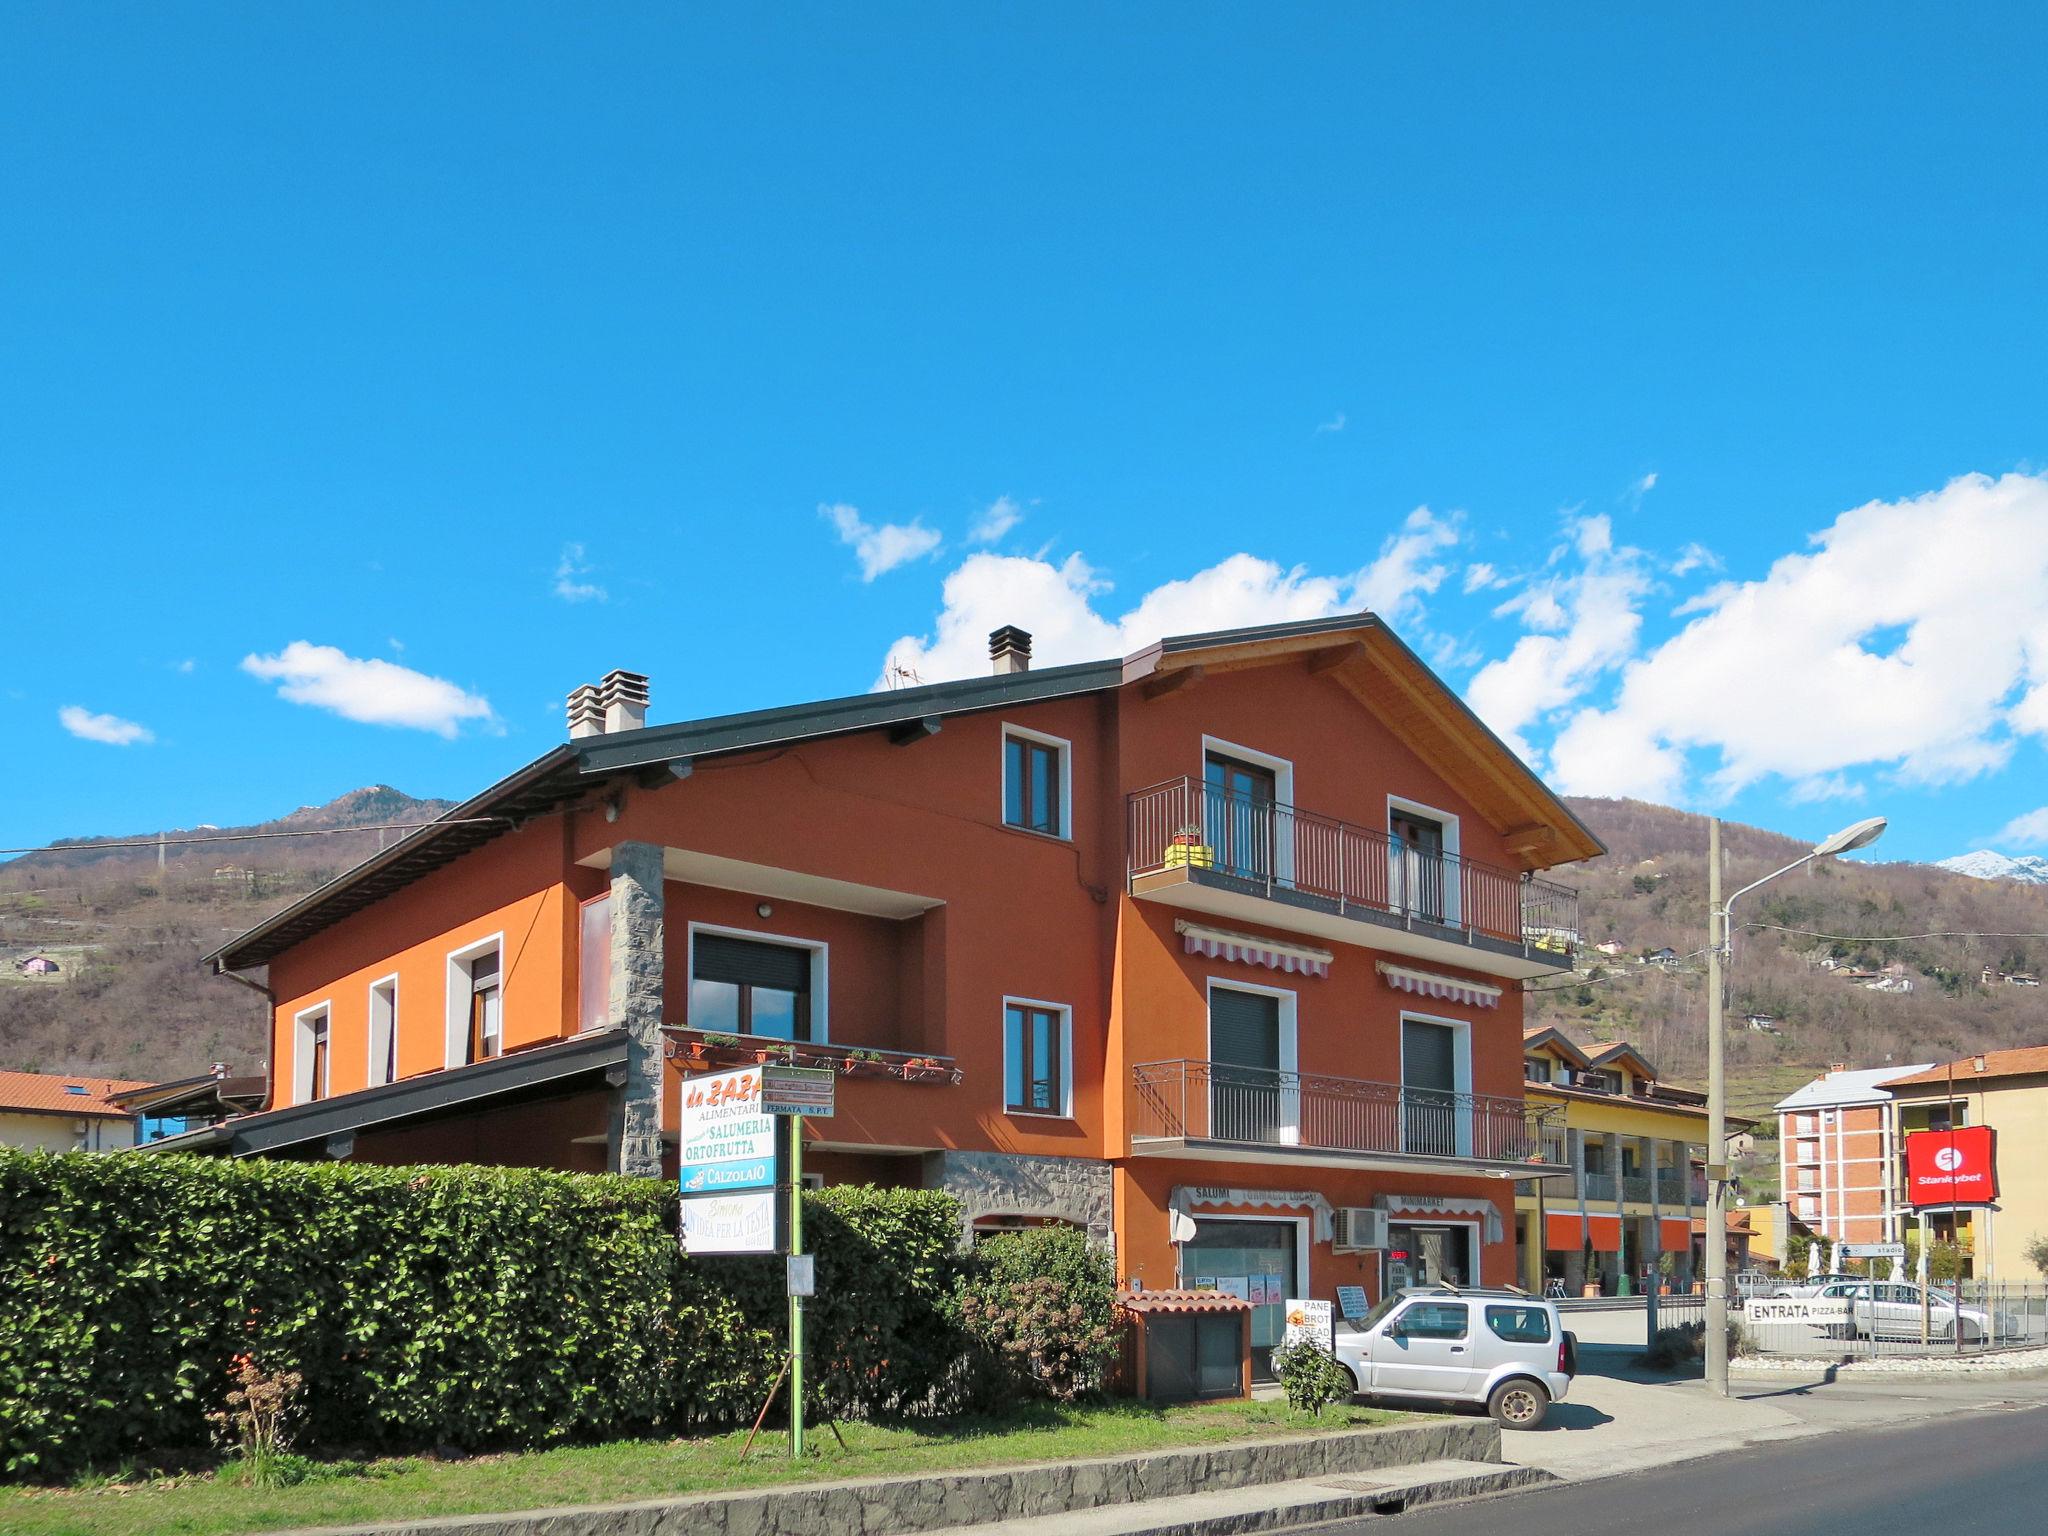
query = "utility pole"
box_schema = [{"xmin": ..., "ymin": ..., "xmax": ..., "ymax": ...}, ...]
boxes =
[{"xmin": 1705, "ymin": 816, "xmax": 1729, "ymax": 1396}]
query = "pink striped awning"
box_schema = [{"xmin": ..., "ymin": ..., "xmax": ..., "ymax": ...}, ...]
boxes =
[
  {"xmin": 1375, "ymin": 962, "xmax": 1502, "ymax": 1009},
  {"xmin": 1175, "ymin": 921, "xmax": 1331, "ymax": 978}
]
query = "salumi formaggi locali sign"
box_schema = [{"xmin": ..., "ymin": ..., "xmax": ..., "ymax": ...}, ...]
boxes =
[{"xmin": 678, "ymin": 1067, "xmax": 781, "ymax": 1254}]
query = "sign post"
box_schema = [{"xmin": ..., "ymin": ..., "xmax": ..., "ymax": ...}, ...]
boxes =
[{"xmin": 761, "ymin": 1064, "xmax": 835, "ymax": 1460}]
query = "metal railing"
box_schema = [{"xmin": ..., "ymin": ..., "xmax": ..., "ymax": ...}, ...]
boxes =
[
  {"xmin": 1583, "ymin": 1172, "xmax": 1618, "ymax": 1202},
  {"xmin": 1621, "ymin": 1175, "xmax": 1655, "ymax": 1203},
  {"xmin": 1652, "ymin": 1169, "xmax": 1694, "ymax": 1204},
  {"xmin": 1131, "ymin": 1058, "xmax": 1555, "ymax": 1163},
  {"xmin": 1738, "ymin": 1280, "xmax": 2048, "ymax": 1359},
  {"xmin": 1127, "ymin": 778, "xmax": 1579, "ymax": 955}
]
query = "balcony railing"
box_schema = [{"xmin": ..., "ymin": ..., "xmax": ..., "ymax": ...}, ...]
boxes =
[
  {"xmin": 1584, "ymin": 1172, "xmax": 1618, "ymax": 1202},
  {"xmin": 1131, "ymin": 1058, "xmax": 1557, "ymax": 1165},
  {"xmin": 1654, "ymin": 1168, "xmax": 1696, "ymax": 1204},
  {"xmin": 1127, "ymin": 778, "xmax": 1579, "ymax": 956}
]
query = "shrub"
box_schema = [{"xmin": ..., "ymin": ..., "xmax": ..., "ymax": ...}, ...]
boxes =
[
  {"xmin": 1270, "ymin": 1340, "xmax": 1352, "ymax": 1414},
  {"xmin": 955, "ymin": 1226, "xmax": 1119, "ymax": 1403},
  {"xmin": 2024, "ymin": 1233, "xmax": 2048, "ymax": 1279},
  {"xmin": 0, "ymin": 1152, "xmax": 966, "ymax": 1479}
]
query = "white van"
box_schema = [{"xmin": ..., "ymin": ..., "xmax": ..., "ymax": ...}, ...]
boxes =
[{"xmin": 1332, "ymin": 1284, "xmax": 1576, "ymax": 1428}]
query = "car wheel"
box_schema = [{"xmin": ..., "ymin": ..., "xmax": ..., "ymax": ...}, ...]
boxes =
[{"xmin": 1487, "ymin": 1378, "xmax": 1549, "ymax": 1430}]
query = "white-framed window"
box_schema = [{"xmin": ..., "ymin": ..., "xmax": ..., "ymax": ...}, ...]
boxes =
[
  {"xmin": 1387, "ymin": 794, "xmax": 1462, "ymax": 927},
  {"xmin": 445, "ymin": 935, "xmax": 504, "ymax": 1068},
  {"xmin": 368, "ymin": 976, "xmax": 399, "ymax": 1087},
  {"xmin": 1398, "ymin": 1010, "xmax": 1474, "ymax": 1157},
  {"xmin": 1003, "ymin": 996, "xmax": 1074, "ymax": 1117},
  {"xmin": 688, "ymin": 922, "xmax": 829, "ymax": 1043},
  {"xmin": 1203, "ymin": 976, "xmax": 1300, "ymax": 1145},
  {"xmin": 293, "ymin": 1002, "xmax": 332, "ymax": 1104},
  {"xmin": 1201, "ymin": 736, "xmax": 1295, "ymax": 886},
  {"xmin": 1001, "ymin": 724, "xmax": 1072, "ymax": 839}
]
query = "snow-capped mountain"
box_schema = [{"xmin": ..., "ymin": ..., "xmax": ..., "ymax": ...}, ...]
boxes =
[{"xmin": 1936, "ymin": 850, "xmax": 2048, "ymax": 885}]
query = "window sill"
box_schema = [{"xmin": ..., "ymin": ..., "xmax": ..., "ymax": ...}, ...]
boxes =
[
  {"xmin": 1004, "ymin": 1109, "xmax": 1078, "ymax": 1123},
  {"xmin": 999, "ymin": 820, "xmax": 1073, "ymax": 845}
]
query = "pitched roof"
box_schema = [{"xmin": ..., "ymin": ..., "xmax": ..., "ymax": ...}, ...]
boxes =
[
  {"xmin": 1774, "ymin": 1063, "xmax": 1933, "ymax": 1112},
  {"xmin": 0, "ymin": 1069, "xmax": 153, "ymax": 1120},
  {"xmin": 211, "ymin": 612, "xmax": 1603, "ymax": 971},
  {"xmin": 1521, "ymin": 1027, "xmax": 1591, "ymax": 1069},
  {"xmin": 1586, "ymin": 1042, "xmax": 1659, "ymax": 1079},
  {"xmin": 1883, "ymin": 1046, "xmax": 2048, "ymax": 1089}
]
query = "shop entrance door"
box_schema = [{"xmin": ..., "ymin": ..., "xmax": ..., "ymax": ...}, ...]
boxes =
[
  {"xmin": 1384, "ymin": 1223, "xmax": 1475, "ymax": 1293},
  {"xmin": 1178, "ymin": 1218, "xmax": 1298, "ymax": 1381}
]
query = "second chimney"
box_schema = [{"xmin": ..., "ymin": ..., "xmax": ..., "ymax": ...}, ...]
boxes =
[
  {"xmin": 567, "ymin": 683, "xmax": 604, "ymax": 739},
  {"xmin": 990, "ymin": 625, "xmax": 1033, "ymax": 675},
  {"xmin": 599, "ymin": 669, "xmax": 650, "ymax": 733}
]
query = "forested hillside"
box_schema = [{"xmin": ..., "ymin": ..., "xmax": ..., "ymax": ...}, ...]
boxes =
[
  {"xmin": 0, "ymin": 788, "xmax": 453, "ymax": 1080},
  {"xmin": 1537, "ymin": 797, "xmax": 2048, "ymax": 1086}
]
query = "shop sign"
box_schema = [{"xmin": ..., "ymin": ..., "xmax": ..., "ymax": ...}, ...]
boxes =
[
  {"xmin": 1904, "ymin": 1126, "xmax": 1997, "ymax": 1207},
  {"xmin": 762, "ymin": 1064, "xmax": 837, "ymax": 1117},
  {"xmin": 680, "ymin": 1190, "xmax": 780, "ymax": 1255},
  {"xmin": 678, "ymin": 1067, "xmax": 777, "ymax": 1195},
  {"xmin": 1336, "ymin": 1285, "xmax": 1370, "ymax": 1321},
  {"xmin": 1746, "ymin": 1297, "xmax": 1851, "ymax": 1327},
  {"xmin": 1284, "ymin": 1298, "xmax": 1334, "ymax": 1351}
]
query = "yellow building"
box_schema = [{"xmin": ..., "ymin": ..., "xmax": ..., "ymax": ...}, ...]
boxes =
[
  {"xmin": 0, "ymin": 1070, "xmax": 147, "ymax": 1154},
  {"xmin": 1517, "ymin": 1030, "xmax": 1728, "ymax": 1295},
  {"xmin": 1882, "ymin": 1046, "xmax": 2048, "ymax": 1281}
]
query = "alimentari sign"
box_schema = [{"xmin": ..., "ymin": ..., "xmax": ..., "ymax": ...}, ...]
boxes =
[
  {"xmin": 1904, "ymin": 1126, "xmax": 1998, "ymax": 1207},
  {"xmin": 678, "ymin": 1067, "xmax": 777, "ymax": 1195}
]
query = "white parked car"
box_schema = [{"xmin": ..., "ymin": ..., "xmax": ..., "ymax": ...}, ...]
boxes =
[
  {"xmin": 1332, "ymin": 1285, "xmax": 1575, "ymax": 1429},
  {"xmin": 1809, "ymin": 1279, "xmax": 1996, "ymax": 1342}
]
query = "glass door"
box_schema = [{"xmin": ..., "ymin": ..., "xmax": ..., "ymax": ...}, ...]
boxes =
[
  {"xmin": 1390, "ymin": 810, "xmax": 1446, "ymax": 923},
  {"xmin": 1204, "ymin": 753, "xmax": 1278, "ymax": 883},
  {"xmin": 1401, "ymin": 1018, "xmax": 1460, "ymax": 1155},
  {"xmin": 1180, "ymin": 1218, "xmax": 1298, "ymax": 1381}
]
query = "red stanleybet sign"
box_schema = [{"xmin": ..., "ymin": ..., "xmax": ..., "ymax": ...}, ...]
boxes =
[{"xmin": 1904, "ymin": 1126, "xmax": 1998, "ymax": 1207}]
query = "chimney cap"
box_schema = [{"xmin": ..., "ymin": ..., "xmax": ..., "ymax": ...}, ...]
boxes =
[{"xmin": 989, "ymin": 625, "xmax": 1033, "ymax": 655}]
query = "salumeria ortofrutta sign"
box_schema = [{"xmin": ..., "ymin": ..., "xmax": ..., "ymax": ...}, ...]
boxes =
[
  {"xmin": 1904, "ymin": 1126, "xmax": 1998, "ymax": 1206},
  {"xmin": 677, "ymin": 1068, "xmax": 776, "ymax": 1194}
]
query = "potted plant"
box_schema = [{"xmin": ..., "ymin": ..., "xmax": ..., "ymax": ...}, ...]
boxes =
[{"xmin": 1162, "ymin": 823, "xmax": 1215, "ymax": 870}]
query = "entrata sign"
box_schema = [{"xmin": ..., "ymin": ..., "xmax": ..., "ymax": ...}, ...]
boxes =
[{"xmin": 1905, "ymin": 1126, "xmax": 1998, "ymax": 1207}]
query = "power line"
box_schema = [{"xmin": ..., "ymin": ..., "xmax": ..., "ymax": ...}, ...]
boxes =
[
  {"xmin": 0, "ymin": 819, "xmax": 504, "ymax": 859},
  {"xmin": 1739, "ymin": 923, "xmax": 2048, "ymax": 944}
]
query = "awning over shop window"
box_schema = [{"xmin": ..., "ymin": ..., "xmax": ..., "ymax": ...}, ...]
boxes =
[
  {"xmin": 1175, "ymin": 921, "xmax": 1332, "ymax": 978},
  {"xmin": 1658, "ymin": 1217, "xmax": 1692, "ymax": 1253},
  {"xmin": 1586, "ymin": 1214, "xmax": 1622, "ymax": 1252},
  {"xmin": 1374, "ymin": 962, "xmax": 1502, "ymax": 1010},
  {"xmin": 1543, "ymin": 1213, "xmax": 1584, "ymax": 1250}
]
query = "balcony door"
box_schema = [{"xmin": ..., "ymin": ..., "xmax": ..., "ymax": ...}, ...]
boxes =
[
  {"xmin": 1208, "ymin": 984, "xmax": 1294, "ymax": 1145},
  {"xmin": 1204, "ymin": 752, "xmax": 1278, "ymax": 884},
  {"xmin": 1390, "ymin": 808, "xmax": 1447, "ymax": 924},
  {"xmin": 1400, "ymin": 1017, "xmax": 1465, "ymax": 1156}
]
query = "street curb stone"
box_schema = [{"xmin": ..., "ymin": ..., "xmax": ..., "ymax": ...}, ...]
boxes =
[{"xmin": 268, "ymin": 1419, "xmax": 1501, "ymax": 1536}]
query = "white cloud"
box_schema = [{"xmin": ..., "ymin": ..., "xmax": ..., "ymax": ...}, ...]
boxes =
[
  {"xmin": 1786, "ymin": 773, "xmax": 1867, "ymax": 804},
  {"xmin": 823, "ymin": 502, "xmax": 942, "ymax": 581},
  {"xmin": 240, "ymin": 642, "xmax": 496, "ymax": 737},
  {"xmin": 1636, "ymin": 472, "xmax": 1658, "ymax": 495},
  {"xmin": 173, "ymin": 658, "xmax": 196, "ymax": 675},
  {"xmin": 1670, "ymin": 541, "xmax": 1719, "ymax": 578},
  {"xmin": 1315, "ymin": 411, "xmax": 1347, "ymax": 435},
  {"xmin": 1462, "ymin": 562, "xmax": 1507, "ymax": 594},
  {"xmin": 1465, "ymin": 514, "xmax": 1654, "ymax": 766},
  {"xmin": 59, "ymin": 706, "xmax": 154, "ymax": 746},
  {"xmin": 553, "ymin": 543, "xmax": 606, "ymax": 603},
  {"xmin": 878, "ymin": 508, "xmax": 1463, "ymax": 686},
  {"xmin": 1995, "ymin": 807, "xmax": 2048, "ymax": 847},
  {"xmin": 1548, "ymin": 471, "xmax": 2048, "ymax": 798},
  {"xmin": 969, "ymin": 495, "xmax": 1024, "ymax": 545}
]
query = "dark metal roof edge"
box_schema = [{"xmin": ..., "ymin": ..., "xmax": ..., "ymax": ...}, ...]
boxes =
[
  {"xmin": 148, "ymin": 1030, "xmax": 629, "ymax": 1156},
  {"xmin": 571, "ymin": 659, "xmax": 1123, "ymax": 775},
  {"xmin": 1154, "ymin": 612, "xmax": 1384, "ymax": 654},
  {"xmin": 207, "ymin": 745, "xmax": 580, "ymax": 971}
]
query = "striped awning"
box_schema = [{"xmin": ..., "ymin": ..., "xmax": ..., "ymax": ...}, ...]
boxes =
[
  {"xmin": 1175, "ymin": 921, "xmax": 1332, "ymax": 977},
  {"xmin": 1375, "ymin": 962, "xmax": 1502, "ymax": 1009}
]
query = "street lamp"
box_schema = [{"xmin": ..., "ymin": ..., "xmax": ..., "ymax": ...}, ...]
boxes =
[{"xmin": 1704, "ymin": 813, "xmax": 1886, "ymax": 1396}]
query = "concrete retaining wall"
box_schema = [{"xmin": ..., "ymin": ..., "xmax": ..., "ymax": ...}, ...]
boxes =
[{"xmin": 289, "ymin": 1418, "xmax": 1500, "ymax": 1536}]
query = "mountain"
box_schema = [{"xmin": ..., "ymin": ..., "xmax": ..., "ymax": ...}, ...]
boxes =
[
  {"xmin": 0, "ymin": 788, "xmax": 454, "ymax": 1080},
  {"xmin": 1541, "ymin": 797, "xmax": 2048, "ymax": 1092},
  {"xmin": 1935, "ymin": 851, "xmax": 2048, "ymax": 885}
]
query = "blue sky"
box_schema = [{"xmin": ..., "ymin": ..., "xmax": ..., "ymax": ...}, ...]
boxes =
[{"xmin": 7, "ymin": 4, "xmax": 2048, "ymax": 866}]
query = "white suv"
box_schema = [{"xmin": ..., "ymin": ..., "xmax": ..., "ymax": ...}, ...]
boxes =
[{"xmin": 1332, "ymin": 1285, "xmax": 1575, "ymax": 1429}]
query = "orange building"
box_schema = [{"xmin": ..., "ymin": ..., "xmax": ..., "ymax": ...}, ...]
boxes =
[
  {"xmin": 1775, "ymin": 1062, "xmax": 1932, "ymax": 1245},
  {"xmin": 159, "ymin": 615, "xmax": 1597, "ymax": 1376}
]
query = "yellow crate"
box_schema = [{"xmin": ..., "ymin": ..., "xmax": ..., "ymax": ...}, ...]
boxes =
[{"xmin": 1162, "ymin": 842, "xmax": 1216, "ymax": 870}]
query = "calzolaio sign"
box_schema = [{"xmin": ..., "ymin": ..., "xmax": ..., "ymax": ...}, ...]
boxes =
[{"xmin": 1904, "ymin": 1126, "xmax": 1998, "ymax": 1207}]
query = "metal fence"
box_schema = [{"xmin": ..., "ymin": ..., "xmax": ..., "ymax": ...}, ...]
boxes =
[
  {"xmin": 1735, "ymin": 1280, "xmax": 2048, "ymax": 1359},
  {"xmin": 1126, "ymin": 778, "xmax": 1580, "ymax": 954}
]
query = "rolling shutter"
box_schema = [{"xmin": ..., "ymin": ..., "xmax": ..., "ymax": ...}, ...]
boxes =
[
  {"xmin": 693, "ymin": 934, "xmax": 810, "ymax": 992},
  {"xmin": 1208, "ymin": 987, "xmax": 1280, "ymax": 1070}
]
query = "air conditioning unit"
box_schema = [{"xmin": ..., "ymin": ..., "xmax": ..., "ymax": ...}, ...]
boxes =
[{"xmin": 1332, "ymin": 1207, "xmax": 1388, "ymax": 1253}]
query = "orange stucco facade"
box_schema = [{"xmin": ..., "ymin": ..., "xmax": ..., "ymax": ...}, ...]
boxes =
[{"xmin": 233, "ymin": 621, "xmax": 1590, "ymax": 1330}]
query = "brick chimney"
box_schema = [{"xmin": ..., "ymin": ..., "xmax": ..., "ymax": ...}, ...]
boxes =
[{"xmin": 990, "ymin": 626, "xmax": 1032, "ymax": 675}]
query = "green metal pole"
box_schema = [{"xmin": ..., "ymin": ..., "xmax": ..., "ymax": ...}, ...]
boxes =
[{"xmin": 790, "ymin": 1113, "xmax": 804, "ymax": 1460}]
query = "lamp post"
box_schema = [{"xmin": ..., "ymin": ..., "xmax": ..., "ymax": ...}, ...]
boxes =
[{"xmin": 1705, "ymin": 813, "xmax": 1886, "ymax": 1396}]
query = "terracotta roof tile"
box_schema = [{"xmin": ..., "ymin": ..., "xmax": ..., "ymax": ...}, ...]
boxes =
[
  {"xmin": 1118, "ymin": 1288, "xmax": 1253, "ymax": 1314},
  {"xmin": 0, "ymin": 1069, "xmax": 153, "ymax": 1120},
  {"xmin": 1884, "ymin": 1046, "xmax": 2048, "ymax": 1087}
]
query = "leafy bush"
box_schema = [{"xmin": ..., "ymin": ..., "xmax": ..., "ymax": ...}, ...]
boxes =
[
  {"xmin": 0, "ymin": 1153, "xmax": 966, "ymax": 1479},
  {"xmin": 955, "ymin": 1226, "xmax": 1119, "ymax": 1403},
  {"xmin": 2026, "ymin": 1233, "xmax": 2048, "ymax": 1279},
  {"xmin": 1270, "ymin": 1340, "xmax": 1353, "ymax": 1414}
]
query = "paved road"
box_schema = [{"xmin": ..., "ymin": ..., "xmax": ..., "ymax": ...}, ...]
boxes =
[{"xmin": 1335, "ymin": 1404, "xmax": 2046, "ymax": 1534}]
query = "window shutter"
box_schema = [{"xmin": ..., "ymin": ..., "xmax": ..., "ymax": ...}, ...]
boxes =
[
  {"xmin": 694, "ymin": 934, "xmax": 811, "ymax": 993},
  {"xmin": 1208, "ymin": 988, "xmax": 1280, "ymax": 1071}
]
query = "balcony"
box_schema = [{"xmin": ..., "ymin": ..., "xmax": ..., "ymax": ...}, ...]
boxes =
[
  {"xmin": 1583, "ymin": 1172, "xmax": 1617, "ymax": 1202},
  {"xmin": 1127, "ymin": 779, "xmax": 1579, "ymax": 979},
  {"xmin": 1129, "ymin": 1058, "xmax": 1567, "ymax": 1179}
]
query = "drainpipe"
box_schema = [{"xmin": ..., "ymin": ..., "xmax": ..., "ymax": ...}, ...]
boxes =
[{"xmin": 213, "ymin": 965, "xmax": 277, "ymax": 1109}]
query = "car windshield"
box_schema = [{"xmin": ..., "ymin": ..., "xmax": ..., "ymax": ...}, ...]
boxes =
[{"xmin": 1358, "ymin": 1294, "xmax": 1404, "ymax": 1332}]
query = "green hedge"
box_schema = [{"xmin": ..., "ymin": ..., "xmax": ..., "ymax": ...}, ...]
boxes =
[{"xmin": 0, "ymin": 1153, "xmax": 966, "ymax": 1479}]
